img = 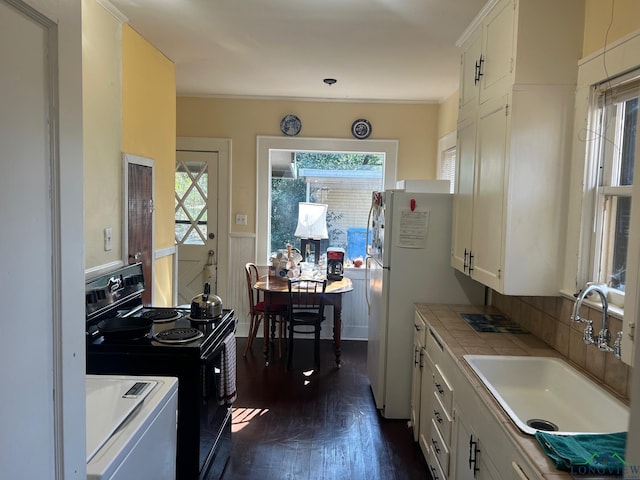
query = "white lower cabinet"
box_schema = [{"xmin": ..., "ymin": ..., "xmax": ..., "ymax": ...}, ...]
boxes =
[
  {"xmin": 430, "ymin": 417, "xmax": 451, "ymax": 476},
  {"xmin": 415, "ymin": 317, "xmax": 542, "ymax": 480},
  {"xmin": 411, "ymin": 312, "xmax": 428, "ymax": 442},
  {"xmin": 418, "ymin": 353, "xmax": 434, "ymax": 458},
  {"xmin": 453, "ymin": 410, "xmax": 504, "ymax": 480},
  {"xmin": 428, "ymin": 443, "xmax": 448, "ymax": 480}
]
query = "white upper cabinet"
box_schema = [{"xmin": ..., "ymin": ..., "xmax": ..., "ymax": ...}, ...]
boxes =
[
  {"xmin": 458, "ymin": 28, "xmax": 482, "ymax": 119},
  {"xmin": 452, "ymin": 0, "xmax": 584, "ymax": 296},
  {"xmin": 478, "ymin": 0, "xmax": 515, "ymax": 104}
]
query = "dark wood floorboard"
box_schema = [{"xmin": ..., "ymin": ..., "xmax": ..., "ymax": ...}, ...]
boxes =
[{"xmin": 222, "ymin": 337, "xmax": 430, "ymax": 480}]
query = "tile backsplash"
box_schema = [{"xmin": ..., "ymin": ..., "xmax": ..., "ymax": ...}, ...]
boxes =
[{"xmin": 491, "ymin": 292, "xmax": 631, "ymax": 400}]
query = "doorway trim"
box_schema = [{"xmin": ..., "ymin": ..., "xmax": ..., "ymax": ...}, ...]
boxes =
[
  {"xmin": 177, "ymin": 137, "xmax": 231, "ymax": 303},
  {"xmin": 123, "ymin": 153, "xmax": 155, "ymax": 303}
]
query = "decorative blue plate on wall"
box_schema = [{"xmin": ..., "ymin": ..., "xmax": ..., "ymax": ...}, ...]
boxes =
[
  {"xmin": 351, "ymin": 118, "xmax": 372, "ymax": 139},
  {"xmin": 280, "ymin": 114, "xmax": 302, "ymax": 136}
]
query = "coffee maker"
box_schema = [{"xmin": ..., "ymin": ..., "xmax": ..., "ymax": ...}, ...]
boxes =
[{"xmin": 326, "ymin": 247, "xmax": 345, "ymax": 281}]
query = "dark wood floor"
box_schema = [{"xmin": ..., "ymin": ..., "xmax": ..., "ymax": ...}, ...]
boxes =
[{"xmin": 222, "ymin": 337, "xmax": 429, "ymax": 480}]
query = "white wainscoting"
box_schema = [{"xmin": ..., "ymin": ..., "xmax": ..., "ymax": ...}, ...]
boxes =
[
  {"xmin": 227, "ymin": 233, "xmax": 256, "ymax": 338},
  {"xmin": 227, "ymin": 233, "xmax": 369, "ymax": 341},
  {"xmin": 338, "ymin": 267, "xmax": 368, "ymax": 340}
]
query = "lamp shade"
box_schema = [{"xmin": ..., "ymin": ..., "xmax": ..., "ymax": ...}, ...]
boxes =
[{"xmin": 294, "ymin": 202, "xmax": 328, "ymax": 239}]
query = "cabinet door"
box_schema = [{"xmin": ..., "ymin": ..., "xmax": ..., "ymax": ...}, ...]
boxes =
[
  {"xmin": 454, "ymin": 413, "xmax": 476, "ymax": 480},
  {"xmin": 411, "ymin": 313, "xmax": 427, "ymax": 442},
  {"xmin": 418, "ymin": 354, "xmax": 434, "ymax": 460},
  {"xmin": 459, "ymin": 27, "xmax": 482, "ymax": 119},
  {"xmin": 452, "ymin": 114, "xmax": 476, "ymax": 274},
  {"xmin": 470, "ymin": 95, "xmax": 509, "ymax": 291},
  {"xmin": 454, "ymin": 413, "xmax": 504, "ymax": 480},
  {"xmin": 410, "ymin": 342, "xmax": 423, "ymax": 441},
  {"xmin": 479, "ymin": 0, "xmax": 515, "ymax": 104}
]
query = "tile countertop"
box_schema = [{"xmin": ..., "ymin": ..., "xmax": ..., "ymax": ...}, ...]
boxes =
[{"xmin": 414, "ymin": 303, "xmax": 630, "ymax": 480}]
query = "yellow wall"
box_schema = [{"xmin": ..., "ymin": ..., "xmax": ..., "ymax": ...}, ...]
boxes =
[
  {"xmin": 122, "ymin": 25, "xmax": 176, "ymax": 305},
  {"xmin": 583, "ymin": 0, "xmax": 640, "ymax": 57},
  {"xmin": 437, "ymin": 90, "xmax": 459, "ymax": 140},
  {"xmin": 82, "ymin": 0, "xmax": 122, "ymax": 269},
  {"xmin": 177, "ymin": 97, "xmax": 439, "ymax": 234}
]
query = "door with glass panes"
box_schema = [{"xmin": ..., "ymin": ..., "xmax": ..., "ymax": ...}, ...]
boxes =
[{"xmin": 175, "ymin": 150, "xmax": 218, "ymax": 305}]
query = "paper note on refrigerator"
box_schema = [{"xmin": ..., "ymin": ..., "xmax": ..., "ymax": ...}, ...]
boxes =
[{"xmin": 397, "ymin": 209, "xmax": 430, "ymax": 248}]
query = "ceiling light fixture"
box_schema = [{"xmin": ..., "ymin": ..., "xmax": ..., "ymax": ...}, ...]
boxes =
[{"xmin": 323, "ymin": 78, "xmax": 337, "ymax": 86}]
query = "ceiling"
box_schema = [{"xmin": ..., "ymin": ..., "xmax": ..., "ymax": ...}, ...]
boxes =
[{"xmin": 108, "ymin": 0, "xmax": 487, "ymax": 103}]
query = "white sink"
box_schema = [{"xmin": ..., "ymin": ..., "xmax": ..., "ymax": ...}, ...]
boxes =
[{"xmin": 463, "ymin": 355, "xmax": 629, "ymax": 435}]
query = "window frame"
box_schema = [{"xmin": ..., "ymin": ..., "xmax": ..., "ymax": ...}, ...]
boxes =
[
  {"xmin": 583, "ymin": 73, "xmax": 640, "ymax": 306},
  {"xmin": 256, "ymin": 136, "xmax": 398, "ymax": 264},
  {"xmin": 437, "ymin": 131, "xmax": 457, "ymax": 193}
]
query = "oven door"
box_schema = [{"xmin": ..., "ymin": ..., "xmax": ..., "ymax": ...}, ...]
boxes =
[{"xmin": 199, "ymin": 330, "xmax": 234, "ymax": 479}]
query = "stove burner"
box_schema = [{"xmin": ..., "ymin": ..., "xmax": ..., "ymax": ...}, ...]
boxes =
[
  {"xmin": 140, "ymin": 309, "xmax": 182, "ymax": 323},
  {"xmin": 153, "ymin": 327, "xmax": 204, "ymax": 344}
]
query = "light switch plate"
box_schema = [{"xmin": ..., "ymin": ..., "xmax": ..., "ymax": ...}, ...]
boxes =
[{"xmin": 235, "ymin": 214, "xmax": 248, "ymax": 225}]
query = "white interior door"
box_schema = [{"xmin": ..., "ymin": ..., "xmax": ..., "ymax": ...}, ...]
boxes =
[
  {"xmin": 175, "ymin": 150, "xmax": 219, "ymax": 304},
  {"xmin": 1, "ymin": 1, "xmax": 56, "ymax": 477}
]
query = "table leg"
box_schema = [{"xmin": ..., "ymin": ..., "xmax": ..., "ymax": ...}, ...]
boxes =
[
  {"xmin": 332, "ymin": 295, "xmax": 343, "ymax": 367},
  {"xmin": 263, "ymin": 293, "xmax": 271, "ymax": 366}
]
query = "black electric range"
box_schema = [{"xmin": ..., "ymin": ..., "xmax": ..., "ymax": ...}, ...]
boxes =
[{"xmin": 85, "ymin": 263, "xmax": 235, "ymax": 480}]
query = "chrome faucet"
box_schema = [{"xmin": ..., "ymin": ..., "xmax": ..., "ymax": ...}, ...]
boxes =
[
  {"xmin": 571, "ymin": 283, "xmax": 622, "ymax": 359},
  {"xmin": 570, "ymin": 283, "xmax": 599, "ymax": 345}
]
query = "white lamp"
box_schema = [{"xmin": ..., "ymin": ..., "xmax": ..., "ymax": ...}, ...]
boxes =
[{"xmin": 294, "ymin": 202, "xmax": 328, "ymax": 264}]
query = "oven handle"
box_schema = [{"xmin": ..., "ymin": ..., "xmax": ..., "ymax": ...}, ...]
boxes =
[{"xmin": 201, "ymin": 317, "xmax": 237, "ymax": 363}]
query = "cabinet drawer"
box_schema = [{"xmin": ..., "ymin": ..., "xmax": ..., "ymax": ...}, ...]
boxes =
[
  {"xmin": 430, "ymin": 418, "xmax": 450, "ymax": 475},
  {"xmin": 431, "ymin": 391, "xmax": 452, "ymax": 444},
  {"xmin": 433, "ymin": 364, "xmax": 453, "ymax": 414},
  {"xmin": 428, "ymin": 444, "xmax": 447, "ymax": 480},
  {"xmin": 426, "ymin": 328, "xmax": 443, "ymax": 365}
]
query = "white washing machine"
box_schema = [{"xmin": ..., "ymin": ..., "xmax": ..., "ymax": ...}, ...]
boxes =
[{"xmin": 86, "ymin": 374, "xmax": 178, "ymax": 480}]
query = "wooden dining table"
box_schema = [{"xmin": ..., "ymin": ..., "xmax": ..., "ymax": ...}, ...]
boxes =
[{"xmin": 253, "ymin": 274, "xmax": 353, "ymax": 367}]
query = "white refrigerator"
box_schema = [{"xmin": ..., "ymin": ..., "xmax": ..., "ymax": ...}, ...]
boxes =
[{"xmin": 366, "ymin": 186, "xmax": 485, "ymax": 419}]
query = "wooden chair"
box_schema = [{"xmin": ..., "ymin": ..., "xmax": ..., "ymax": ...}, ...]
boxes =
[
  {"xmin": 286, "ymin": 278, "xmax": 327, "ymax": 371},
  {"xmin": 243, "ymin": 263, "xmax": 287, "ymax": 358}
]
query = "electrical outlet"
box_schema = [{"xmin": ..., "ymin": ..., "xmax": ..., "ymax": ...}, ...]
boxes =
[
  {"xmin": 104, "ymin": 227, "xmax": 113, "ymax": 251},
  {"xmin": 235, "ymin": 214, "xmax": 248, "ymax": 225}
]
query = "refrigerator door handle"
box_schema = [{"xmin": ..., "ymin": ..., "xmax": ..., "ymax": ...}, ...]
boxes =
[
  {"xmin": 365, "ymin": 255, "xmax": 372, "ymax": 314},
  {"xmin": 365, "ymin": 255, "xmax": 389, "ymax": 314}
]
